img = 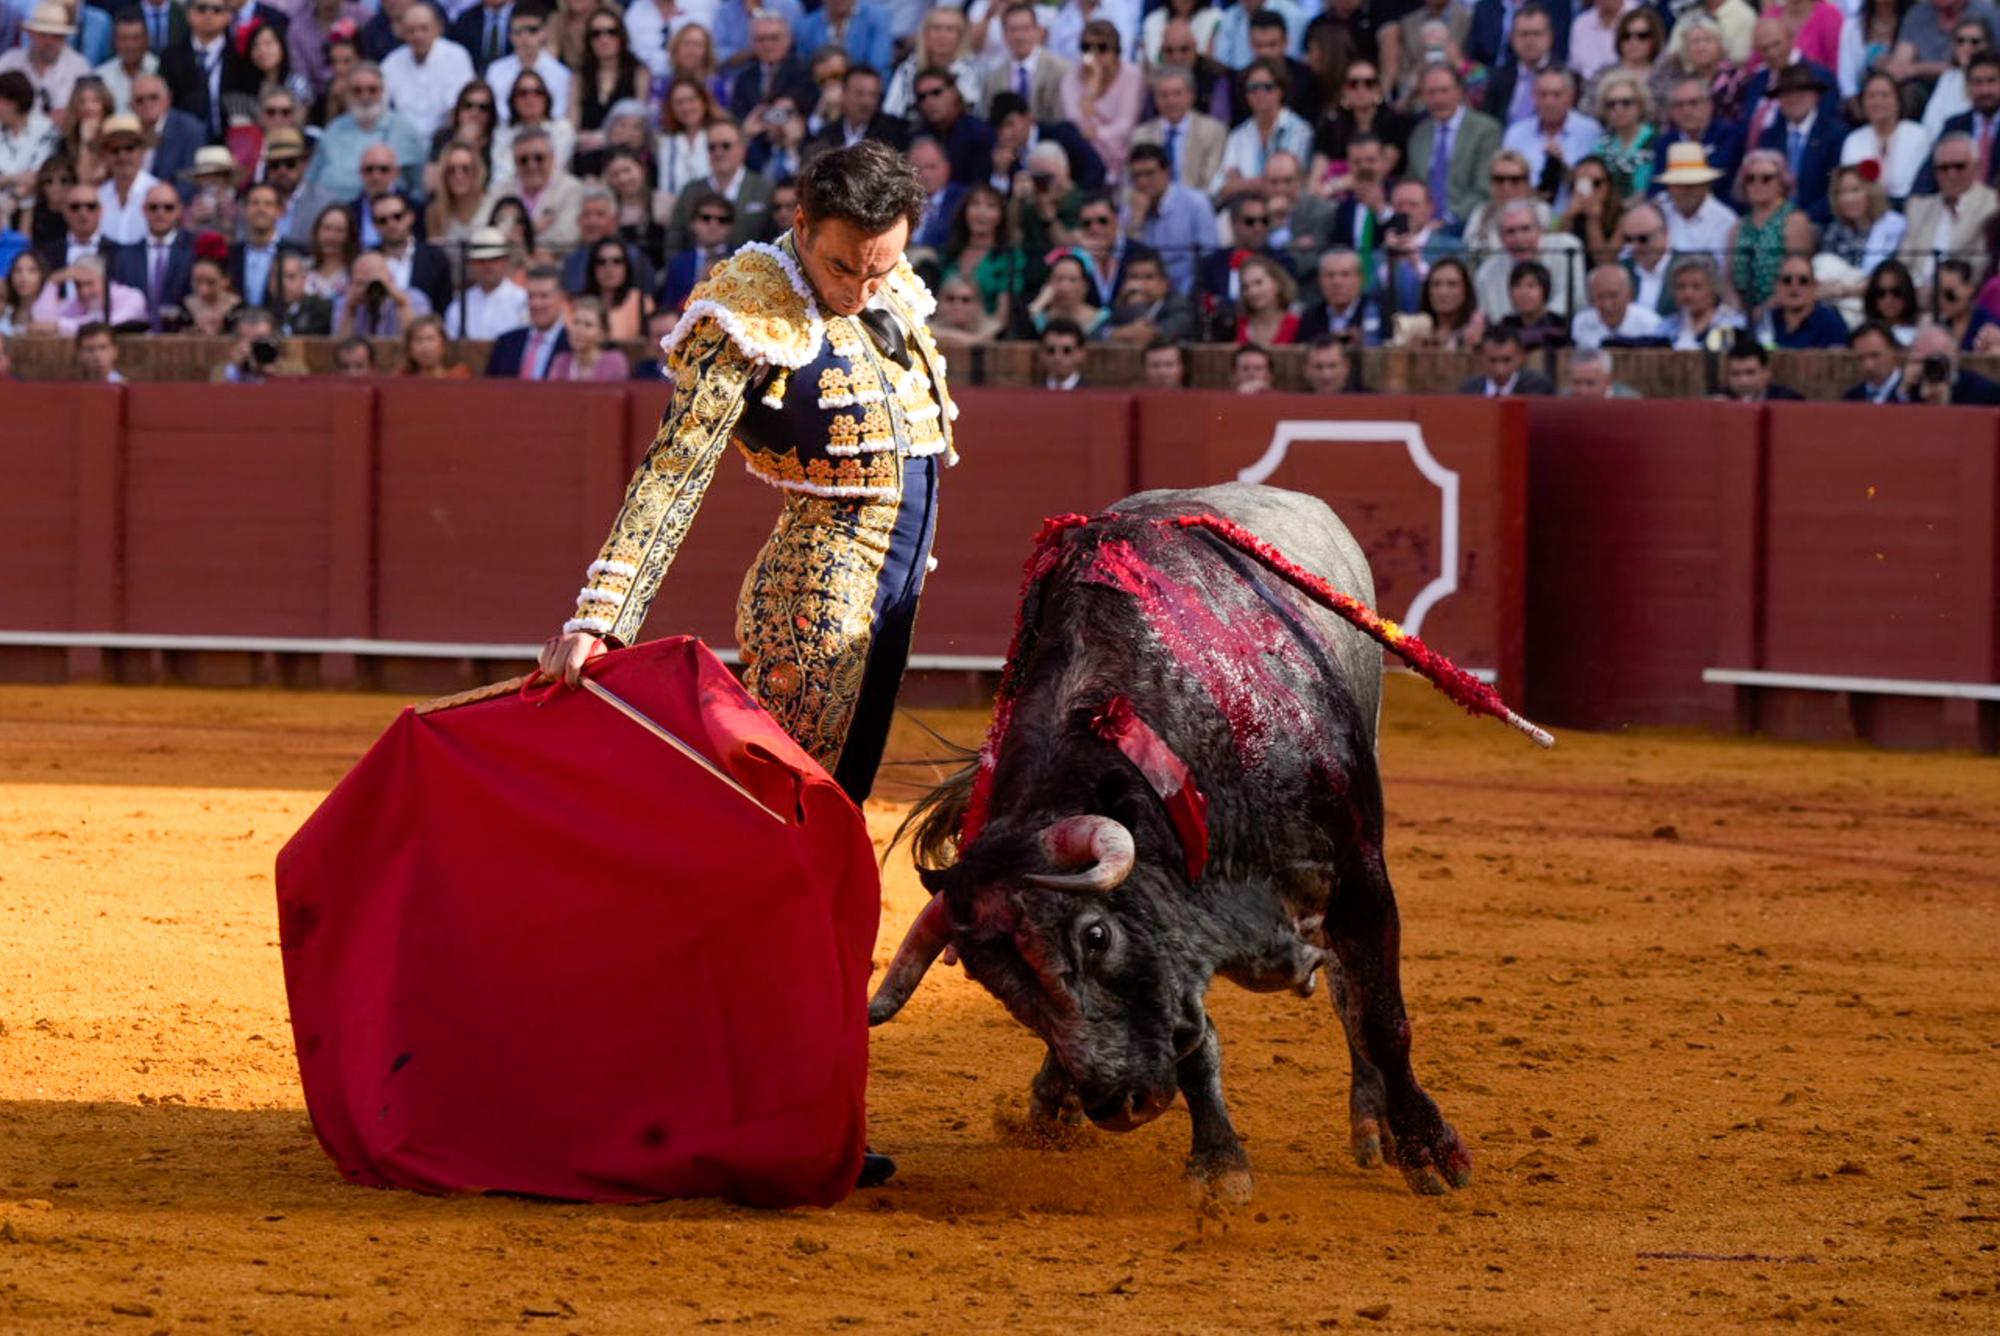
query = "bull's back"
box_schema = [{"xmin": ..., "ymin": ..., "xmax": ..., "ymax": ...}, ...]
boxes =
[{"xmin": 1111, "ymin": 484, "xmax": 1382, "ymax": 734}]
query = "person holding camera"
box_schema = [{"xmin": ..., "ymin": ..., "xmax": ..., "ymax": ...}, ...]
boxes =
[
  {"xmin": 336, "ymin": 250, "xmax": 430, "ymax": 339},
  {"xmin": 1896, "ymin": 323, "xmax": 2000, "ymax": 404},
  {"xmin": 210, "ymin": 306, "xmax": 308, "ymax": 382}
]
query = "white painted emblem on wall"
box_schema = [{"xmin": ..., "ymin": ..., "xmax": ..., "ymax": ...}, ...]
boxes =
[{"xmin": 1234, "ymin": 422, "xmax": 1461, "ymax": 638}]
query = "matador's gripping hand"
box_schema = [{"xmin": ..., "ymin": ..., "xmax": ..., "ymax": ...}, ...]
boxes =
[{"xmin": 539, "ymin": 632, "xmax": 608, "ymax": 688}]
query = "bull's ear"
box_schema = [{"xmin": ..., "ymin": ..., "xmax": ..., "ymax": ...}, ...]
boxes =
[{"xmin": 917, "ymin": 863, "xmax": 965, "ymax": 895}]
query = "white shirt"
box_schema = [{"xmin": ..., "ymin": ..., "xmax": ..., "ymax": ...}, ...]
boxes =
[
  {"xmin": 1044, "ymin": 371, "xmax": 1082, "ymax": 390},
  {"xmin": 97, "ymin": 170, "xmax": 162, "ymax": 245},
  {"xmin": 1629, "ymin": 253, "xmax": 1671, "ymax": 314},
  {"xmin": 1215, "ymin": 108, "xmax": 1314, "ymax": 196},
  {"xmin": 379, "ymin": 241, "xmax": 415, "ymax": 295},
  {"xmin": 1662, "ymin": 192, "xmax": 1738, "ymax": 261},
  {"xmin": 486, "ymin": 51, "xmax": 573, "ymax": 126},
  {"xmin": 444, "ymin": 277, "xmax": 529, "ymax": 340},
  {"xmin": 0, "ymin": 110, "xmax": 57, "ymax": 183},
  {"xmin": 1837, "ymin": 120, "xmax": 1929, "ymax": 201},
  {"xmin": 1502, "ymin": 110, "xmax": 1604, "ymax": 186},
  {"xmin": 94, "ymin": 54, "xmax": 158, "ymax": 113},
  {"xmin": 0, "ymin": 45, "xmax": 93, "ymax": 113},
  {"xmin": 381, "ymin": 39, "xmax": 477, "ymax": 137},
  {"xmin": 1570, "ymin": 302, "xmax": 1662, "ymax": 349}
]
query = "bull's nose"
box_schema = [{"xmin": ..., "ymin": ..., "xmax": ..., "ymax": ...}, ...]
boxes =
[{"xmin": 1086, "ymin": 1088, "xmax": 1173, "ymax": 1131}]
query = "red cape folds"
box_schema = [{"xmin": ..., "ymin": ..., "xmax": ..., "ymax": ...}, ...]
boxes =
[{"xmin": 274, "ymin": 638, "xmax": 880, "ymax": 1208}]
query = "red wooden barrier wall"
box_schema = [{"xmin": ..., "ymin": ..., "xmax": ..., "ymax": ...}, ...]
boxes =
[
  {"xmin": 1, "ymin": 383, "xmax": 1993, "ymax": 751},
  {"xmin": 1756, "ymin": 404, "xmax": 2000, "ymax": 749},
  {"xmin": 1523, "ymin": 399, "xmax": 1762, "ymax": 730}
]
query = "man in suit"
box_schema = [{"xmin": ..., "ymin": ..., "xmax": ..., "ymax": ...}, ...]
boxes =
[
  {"xmin": 663, "ymin": 119, "xmax": 774, "ymax": 252},
  {"xmin": 804, "ymin": 65, "xmax": 908, "ymax": 157},
  {"xmin": 1376, "ymin": 177, "xmax": 1463, "ymax": 313},
  {"xmin": 1902, "ymin": 133, "xmax": 1999, "ymax": 284},
  {"xmin": 1915, "ymin": 52, "xmax": 2000, "ymax": 194},
  {"xmin": 1651, "ymin": 77, "xmax": 1743, "ymax": 202},
  {"xmin": 449, "ymin": 0, "xmax": 515, "ymax": 74},
  {"xmin": 229, "ymin": 181, "xmax": 291, "ymax": 308},
  {"xmin": 657, "ymin": 194, "xmax": 735, "ymax": 311},
  {"xmin": 107, "ymin": 179, "xmax": 195, "ymax": 326},
  {"xmin": 1754, "ymin": 64, "xmax": 1842, "ymax": 222},
  {"xmin": 1897, "ymin": 321, "xmax": 2000, "ymax": 404},
  {"xmin": 1842, "ymin": 321, "xmax": 1906, "ymax": 404},
  {"xmin": 907, "ymin": 134, "xmax": 963, "ymax": 249},
  {"xmin": 982, "ymin": 2, "xmax": 1068, "ymax": 124},
  {"xmin": 157, "ymin": 0, "xmax": 251, "ymax": 143},
  {"xmin": 1406, "ymin": 61, "xmax": 1501, "ymax": 231},
  {"xmin": 987, "ymin": 92, "xmax": 1105, "ymax": 193},
  {"xmin": 1295, "ymin": 247, "xmax": 1383, "ymax": 345},
  {"xmin": 1467, "ymin": 0, "xmax": 1570, "ymax": 69},
  {"xmin": 912, "ymin": 67, "xmax": 993, "ymax": 185},
  {"xmin": 483, "ymin": 264, "xmax": 570, "ymax": 378},
  {"xmin": 729, "ymin": 11, "xmax": 816, "ymax": 123},
  {"xmin": 128, "ymin": 73, "xmax": 202, "ymax": 194},
  {"xmin": 1037, "ymin": 316, "xmax": 1087, "ymax": 390},
  {"xmin": 1480, "ymin": 1, "xmax": 1558, "ymax": 127},
  {"xmin": 1130, "ymin": 66, "xmax": 1225, "ymax": 198},
  {"xmin": 1459, "ymin": 325, "xmax": 1554, "ymax": 396},
  {"xmin": 1102, "ymin": 250, "xmax": 1197, "ymax": 345},
  {"xmin": 1738, "ymin": 16, "xmax": 1838, "ymax": 150},
  {"xmin": 365, "ymin": 187, "xmax": 452, "ymax": 313},
  {"xmin": 133, "ymin": 0, "xmax": 190, "ymax": 54},
  {"xmin": 797, "ymin": 0, "xmax": 893, "ymax": 75},
  {"xmin": 1720, "ymin": 332, "xmax": 1803, "ymax": 401}
]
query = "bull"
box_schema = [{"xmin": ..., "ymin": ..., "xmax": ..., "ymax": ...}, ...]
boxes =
[{"xmin": 869, "ymin": 483, "xmax": 1536, "ymax": 1201}]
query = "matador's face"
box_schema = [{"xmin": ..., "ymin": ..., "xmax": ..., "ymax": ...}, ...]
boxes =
[{"xmin": 795, "ymin": 215, "xmax": 909, "ymax": 317}]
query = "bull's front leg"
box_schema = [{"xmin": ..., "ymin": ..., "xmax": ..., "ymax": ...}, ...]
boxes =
[
  {"xmin": 1177, "ymin": 1016, "xmax": 1252, "ymax": 1204},
  {"xmin": 1326, "ymin": 842, "xmax": 1472, "ymax": 1196}
]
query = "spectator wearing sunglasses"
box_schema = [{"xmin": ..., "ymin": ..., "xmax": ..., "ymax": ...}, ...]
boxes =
[
  {"xmin": 664, "ymin": 118, "xmax": 773, "ymax": 252},
  {"xmin": 659, "ymin": 193, "xmax": 735, "ymax": 311},
  {"xmin": 366, "ymin": 187, "xmax": 453, "ymax": 314},
  {"xmin": 1901, "ymin": 132, "xmax": 1999, "ymax": 286},
  {"xmin": 1061, "ymin": 17, "xmax": 1143, "ymax": 181},
  {"xmin": 1754, "ymin": 254, "xmax": 1849, "ymax": 350}
]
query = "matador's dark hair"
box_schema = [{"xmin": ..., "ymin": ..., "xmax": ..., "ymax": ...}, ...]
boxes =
[{"xmin": 797, "ymin": 140, "xmax": 927, "ymax": 235}]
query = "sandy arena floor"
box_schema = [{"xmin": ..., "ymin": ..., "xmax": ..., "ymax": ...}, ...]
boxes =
[{"xmin": 0, "ymin": 679, "xmax": 1996, "ymax": 1333}]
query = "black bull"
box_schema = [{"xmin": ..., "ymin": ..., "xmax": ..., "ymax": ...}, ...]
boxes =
[{"xmin": 870, "ymin": 483, "xmax": 1476, "ymax": 1200}]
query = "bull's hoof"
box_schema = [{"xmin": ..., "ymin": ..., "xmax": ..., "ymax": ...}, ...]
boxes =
[
  {"xmin": 1388, "ymin": 1107, "xmax": 1473, "ymax": 1197},
  {"xmin": 1351, "ymin": 1117, "xmax": 1385, "ymax": 1169},
  {"xmin": 1185, "ymin": 1149, "xmax": 1254, "ymax": 1206}
]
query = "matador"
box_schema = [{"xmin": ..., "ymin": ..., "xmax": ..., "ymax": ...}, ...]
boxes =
[{"xmin": 540, "ymin": 142, "xmax": 955, "ymax": 808}]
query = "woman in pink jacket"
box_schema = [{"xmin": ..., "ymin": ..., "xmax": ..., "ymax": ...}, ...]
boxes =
[{"xmin": 1061, "ymin": 19, "xmax": 1145, "ymax": 181}]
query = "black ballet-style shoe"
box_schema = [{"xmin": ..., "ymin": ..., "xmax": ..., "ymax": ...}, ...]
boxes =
[{"xmin": 856, "ymin": 1150, "xmax": 897, "ymax": 1189}]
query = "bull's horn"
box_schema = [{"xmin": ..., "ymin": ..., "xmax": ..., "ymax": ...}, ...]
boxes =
[
  {"xmin": 1026, "ymin": 815, "xmax": 1135, "ymax": 894},
  {"xmin": 868, "ymin": 892, "xmax": 953, "ymax": 1026}
]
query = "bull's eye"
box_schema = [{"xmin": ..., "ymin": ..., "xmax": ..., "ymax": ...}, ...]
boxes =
[{"xmin": 1081, "ymin": 921, "xmax": 1110, "ymax": 956}]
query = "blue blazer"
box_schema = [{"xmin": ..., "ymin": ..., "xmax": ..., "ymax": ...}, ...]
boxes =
[
  {"xmin": 728, "ymin": 56, "xmax": 818, "ymax": 121},
  {"xmin": 795, "ymin": 2, "xmax": 894, "ymax": 76},
  {"xmin": 1755, "ymin": 111, "xmax": 1845, "ymax": 223},
  {"xmin": 1467, "ymin": 0, "xmax": 1571, "ymax": 69},
  {"xmin": 153, "ymin": 109, "xmax": 207, "ymax": 199},
  {"xmin": 913, "ymin": 183, "xmax": 965, "ymax": 250},
  {"xmin": 484, "ymin": 324, "xmax": 572, "ymax": 378},
  {"xmin": 107, "ymin": 230, "xmax": 196, "ymax": 323}
]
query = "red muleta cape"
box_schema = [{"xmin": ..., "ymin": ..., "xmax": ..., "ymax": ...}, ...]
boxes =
[{"xmin": 274, "ymin": 638, "xmax": 880, "ymax": 1208}]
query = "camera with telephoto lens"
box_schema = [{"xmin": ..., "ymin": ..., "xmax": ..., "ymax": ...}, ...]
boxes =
[
  {"xmin": 250, "ymin": 336, "xmax": 280, "ymax": 367},
  {"xmin": 365, "ymin": 279, "xmax": 389, "ymax": 307},
  {"xmin": 1921, "ymin": 354, "xmax": 1953, "ymax": 386}
]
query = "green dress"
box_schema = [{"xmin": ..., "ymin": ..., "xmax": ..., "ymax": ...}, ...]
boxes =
[{"xmin": 1731, "ymin": 203, "xmax": 1795, "ymax": 311}]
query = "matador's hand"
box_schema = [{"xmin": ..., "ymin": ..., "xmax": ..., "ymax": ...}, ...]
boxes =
[{"xmin": 539, "ymin": 632, "xmax": 608, "ymax": 687}]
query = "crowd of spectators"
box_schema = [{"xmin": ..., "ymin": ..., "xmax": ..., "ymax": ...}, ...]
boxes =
[{"xmin": 0, "ymin": 0, "xmax": 1997, "ymax": 401}]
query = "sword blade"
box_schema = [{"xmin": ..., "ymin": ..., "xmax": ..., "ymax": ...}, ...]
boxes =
[{"xmin": 579, "ymin": 677, "xmax": 790, "ymax": 825}]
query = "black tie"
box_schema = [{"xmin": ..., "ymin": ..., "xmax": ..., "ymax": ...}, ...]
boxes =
[{"xmin": 856, "ymin": 308, "xmax": 909, "ymax": 368}]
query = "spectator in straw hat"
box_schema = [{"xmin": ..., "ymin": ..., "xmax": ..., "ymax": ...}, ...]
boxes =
[
  {"xmin": 0, "ymin": 3, "xmax": 94, "ymax": 125},
  {"xmin": 94, "ymin": 113, "xmax": 158, "ymax": 242},
  {"xmin": 177, "ymin": 142, "xmax": 243, "ymax": 233},
  {"xmin": 259, "ymin": 125, "xmax": 310, "ymax": 239},
  {"xmin": 442, "ymin": 225, "xmax": 527, "ymax": 339},
  {"xmin": 1657, "ymin": 142, "xmax": 1738, "ymax": 262}
]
